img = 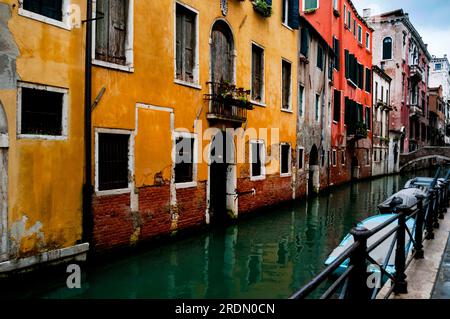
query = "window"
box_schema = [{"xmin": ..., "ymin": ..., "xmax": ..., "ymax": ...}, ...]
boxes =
[
  {"xmin": 365, "ymin": 68, "xmax": 371, "ymax": 93},
  {"xmin": 366, "ymin": 32, "xmax": 371, "ymax": 50},
  {"xmin": 353, "ymin": 20, "xmax": 356, "ymax": 37},
  {"xmin": 300, "ymin": 27, "xmax": 310, "ymax": 57},
  {"xmin": 95, "ymin": 0, "xmax": 132, "ymax": 68},
  {"xmin": 435, "ymin": 63, "xmax": 442, "ymax": 70},
  {"xmin": 299, "ymin": 85, "xmax": 305, "ymax": 117},
  {"xmin": 333, "ymin": 90, "xmax": 341, "ymax": 122},
  {"xmin": 382, "ymin": 37, "xmax": 393, "ymax": 60},
  {"xmin": 333, "ymin": 0, "xmax": 338, "ymax": 12},
  {"xmin": 365, "ymin": 107, "xmax": 371, "ymax": 130},
  {"xmin": 343, "ymin": 5, "xmax": 347, "ymax": 25},
  {"xmin": 280, "ymin": 143, "xmax": 291, "ymax": 175},
  {"xmin": 357, "ymin": 25, "xmax": 362, "ymax": 44},
  {"xmin": 175, "ymin": 135, "xmax": 196, "ymax": 184},
  {"xmin": 317, "ymin": 44, "xmax": 324, "ymax": 70},
  {"xmin": 298, "ymin": 147, "xmax": 304, "ymax": 170},
  {"xmin": 341, "ymin": 151, "xmax": 346, "ymax": 166},
  {"xmin": 333, "ymin": 36, "xmax": 340, "ymax": 70},
  {"xmin": 252, "ymin": 44, "xmax": 264, "ymax": 103},
  {"xmin": 282, "ymin": 0, "xmax": 289, "ymax": 25},
  {"xmin": 357, "ymin": 63, "xmax": 364, "ymax": 89},
  {"xmin": 315, "ymin": 94, "xmax": 320, "ymax": 122},
  {"xmin": 374, "ymin": 149, "xmax": 378, "ymax": 162},
  {"xmin": 366, "ymin": 149, "xmax": 370, "ymax": 166},
  {"xmin": 282, "ymin": 60, "xmax": 292, "ymax": 110},
  {"xmin": 98, "ymin": 133, "xmax": 130, "ymax": 191},
  {"xmin": 22, "ymin": 0, "xmax": 63, "ymax": 21},
  {"xmin": 18, "ymin": 83, "xmax": 68, "ymax": 138},
  {"xmin": 304, "ymin": 0, "xmax": 319, "ymax": 11},
  {"xmin": 176, "ymin": 4, "xmax": 198, "ymax": 84},
  {"xmin": 250, "ymin": 140, "xmax": 265, "ymax": 179},
  {"xmin": 283, "ymin": 0, "xmax": 300, "ymax": 29},
  {"xmin": 347, "ymin": 11, "xmax": 351, "ymax": 29},
  {"xmin": 332, "ymin": 150, "xmax": 337, "ymax": 167}
]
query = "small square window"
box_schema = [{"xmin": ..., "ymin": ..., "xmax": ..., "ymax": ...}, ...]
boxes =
[{"xmin": 98, "ymin": 133, "xmax": 130, "ymax": 191}]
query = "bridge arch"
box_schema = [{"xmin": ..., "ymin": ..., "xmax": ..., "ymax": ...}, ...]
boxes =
[{"xmin": 400, "ymin": 155, "xmax": 450, "ymax": 171}]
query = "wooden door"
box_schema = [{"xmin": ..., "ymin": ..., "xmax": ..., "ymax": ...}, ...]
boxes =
[{"xmin": 211, "ymin": 22, "xmax": 233, "ymax": 84}]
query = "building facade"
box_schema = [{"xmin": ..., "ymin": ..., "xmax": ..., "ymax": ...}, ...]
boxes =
[
  {"xmin": 428, "ymin": 86, "xmax": 446, "ymax": 146},
  {"xmin": 372, "ymin": 65, "xmax": 392, "ymax": 176},
  {"xmin": 429, "ymin": 55, "xmax": 450, "ymax": 145},
  {"xmin": 367, "ymin": 9, "xmax": 431, "ymax": 155},
  {"xmin": 0, "ymin": 0, "xmax": 88, "ymax": 272}
]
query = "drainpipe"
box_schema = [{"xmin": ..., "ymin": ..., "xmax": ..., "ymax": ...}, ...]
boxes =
[{"xmin": 82, "ymin": 0, "xmax": 93, "ymax": 243}]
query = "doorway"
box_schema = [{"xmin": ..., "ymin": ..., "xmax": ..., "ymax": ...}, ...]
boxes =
[
  {"xmin": 211, "ymin": 20, "xmax": 234, "ymax": 84},
  {"xmin": 209, "ymin": 131, "xmax": 236, "ymax": 224},
  {"xmin": 308, "ymin": 145, "xmax": 320, "ymax": 195},
  {"xmin": 0, "ymin": 103, "xmax": 8, "ymax": 262}
]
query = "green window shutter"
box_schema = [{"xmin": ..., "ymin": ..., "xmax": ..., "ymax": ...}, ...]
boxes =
[
  {"xmin": 95, "ymin": 0, "xmax": 109, "ymax": 60},
  {"xmin": 305, "ymin": 0, "xmax": 318, "ymax": 10},
  {"xmin": 288, "ymin": 0, "xmax": 299, "ymax": 29},
  {"xmin": 300, "ymin": 28, "xmax": 310, "ymax": 57}
]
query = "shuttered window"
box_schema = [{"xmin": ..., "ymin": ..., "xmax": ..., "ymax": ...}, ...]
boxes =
[
  {"xmin": 345, "ymin": 98, "xmax": 365, "ymax": 135},
  {"xmin": 333, "ymin": 37, "xmax": 340, "ymax": 70},
  {"xmin": 365, "ymin": 68, "xmax": 372, "ymax": 93},
  {"xmin": 282, "ymin": 0, "xmax": 299, "ymax": 29},
  {"xmin": 98, "ymin": 133, "xmax": 130, "ymax": 191},
  {"xmin": 357, "ymin": 63, "xmax": 364, "ymax": 89},
  {"xmin": 95, "ymin": 0, "xmax": 129, "ymax": 65},
  {"xmin": 304, "ymin": 0, "xmax": 318, "ymax": 10},
  {"xmin": 23, "ymin": 0, "xmax": 63, "ymax": 21},
  {"xmin": 252, "ymin": 44, "xmax": 264, "ymax": 102},
  {"xmin": 300, "ymin": 27, "xmax": 310, "ymax": 57},
  {"xmin": 366, "ymin": 107, "xmax": 371, "ymax": 130},
  {"xmin": 333, "ymin": 90, "xmax": 341, "ymax": 122},
  {"xmin": 175, "ymin": 137, "xmax": 195, "ymax": 184},
  {"xmin": 282, "ymin": 60, "xmax": 292, "ymax": 110},
  {"xmin": 176, "ymin": 4, "xmax": 197, "ymax": 83},
  {"xmin": 20, "ymin": 87, "xmax": 64, "ymax": 136},
  {"xmin": 317, "ymin": 44, "xmax": 324, "ymax": 70}
]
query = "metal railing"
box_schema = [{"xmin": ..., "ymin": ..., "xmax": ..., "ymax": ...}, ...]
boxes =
[{"xmin": 290, "ymin": 175, "xmax": 449, "ymax": 300}]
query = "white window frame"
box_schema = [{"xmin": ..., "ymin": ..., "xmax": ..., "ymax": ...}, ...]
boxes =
[
  {"xmin": 280, "ymin": 143, "xmax": 292, "ymax": 177},
  {"xmin": 303, "ymin": 0, "xmax": 320, "ymax": 11},
  {"xmin": 95, "ymin": 128, "xmax": 134, "ymax": 196},
  {"xmin": 250, "ymin": 139, "xmax": 266, "ymax": 181},
  {"xmin": 91, "ymin": 0, "xmax": 135, "ymax": 72},
  {"xmin": 298, "ymin": 147, "xmax": 305, "ymax": 171},
  {"xmin": 250, "ymin": 42, "xmax": 266, "ymax": 106},
  {"xmin": 332, "ymin": 149, "xmax": 337, "ymax": 167},
  {"xmin": 341, "ymin": 150, "xmax": 346, "ymax": 166},
  {"xmin": 343, "ymin": 5, "xmax": 347, "ymax": 26},
  {"xmin": 282, "ymin": 0, "xmax": 289, "ymax": 25},
  {"xmin": 18, "ymin": 0, "xmax": 72, "ymax": 30},
  {"xmin": 17, "ymin": 82, "xmax": 69, "ymax": 141},
  {"xmin": 366, "ymin": 32, "xmax": 371, "ymax": 51},
  {"xmin": 358, "ymin": 25, "xmax": 363, "ymax": 44},
  {"xmin": 173, "ymin": 131, "xmax": 198, "ymax": 189},
  {"xmin": 281, "ymin": 58, "xmax": 293, "ymax": 112},
  {"xmin": 174, "ymin": 1, "xmax": 201, "ymax": 90}
]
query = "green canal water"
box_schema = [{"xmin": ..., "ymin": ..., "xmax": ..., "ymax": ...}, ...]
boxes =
[{"xmin": 7, "ymin": 170, "xmax": 436, "ymax": 299}]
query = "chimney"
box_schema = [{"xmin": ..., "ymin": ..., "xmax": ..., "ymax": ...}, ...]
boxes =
[{"xmin": 363, "ymin": 8, "xmax": 372, "ymax": 19}]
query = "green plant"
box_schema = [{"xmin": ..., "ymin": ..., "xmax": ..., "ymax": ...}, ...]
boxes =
[
  {"xmin": 252, "ymin": 0, "xmax": 272, "ymax": 17},
  {"xmin": 355, "ymin": 122, "xmax": 368, "ymax": 138}
]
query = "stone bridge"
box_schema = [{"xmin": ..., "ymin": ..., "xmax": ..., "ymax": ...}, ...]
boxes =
[{"xmin": 400, "ymin": 147, "xmax": 450, "ymax": 171}]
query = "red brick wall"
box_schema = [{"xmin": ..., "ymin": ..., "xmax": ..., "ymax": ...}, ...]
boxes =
[
  {"xmin": 93, "ymin": 183, "xmax": 207, "ymax": 251},
  {"xmin": 237, "ymin": 174, "xmax": 293, "ymax": 214}
]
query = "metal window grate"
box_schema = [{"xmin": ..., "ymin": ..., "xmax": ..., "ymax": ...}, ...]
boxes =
[
  {"xmin": 175, "ymin": 137, "xmax": 194, "ymax": 184},
  {"xmin": 98, "ymin": 133, "xmax": 129, "ymax": 191},
  {"xmin": 23, "ymin": 0, "xmax": 63, "ymax": 21}
]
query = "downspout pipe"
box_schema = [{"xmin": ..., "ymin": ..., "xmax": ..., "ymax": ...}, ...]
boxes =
[{"xmin": 82, "ymin": 0, "xmax": 93, "ymax": 243}]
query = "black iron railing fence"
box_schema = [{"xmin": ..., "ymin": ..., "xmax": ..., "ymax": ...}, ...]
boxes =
[{"xmin": 290, "ymin": 173, "xmax": 449, "ymax": 300}]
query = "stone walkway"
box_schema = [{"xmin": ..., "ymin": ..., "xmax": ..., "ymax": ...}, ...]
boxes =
[{"xmin": 432, "ymin": 232, "xmax": 450, "ymax": 299}]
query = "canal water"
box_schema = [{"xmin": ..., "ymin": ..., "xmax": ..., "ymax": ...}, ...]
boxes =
[{"xmin": 7, "ymin": 170, "xmax": 436, "ymax": 299}]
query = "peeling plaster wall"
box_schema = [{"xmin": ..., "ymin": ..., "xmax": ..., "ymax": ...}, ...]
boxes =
[{"xmin": 0, "ymin": 3, "xmax": 19, "ymax": 90}]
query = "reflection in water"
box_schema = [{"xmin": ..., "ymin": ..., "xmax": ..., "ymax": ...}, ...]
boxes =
[{"xmin": 9, "ymin": 170, "xmax": 435, "ymax": 299}]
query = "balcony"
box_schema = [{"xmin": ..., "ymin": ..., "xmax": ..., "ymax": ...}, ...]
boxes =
[
  {"xmin": 409, "ymin": 103, "xmax": 423, "ymax": 118},
  {"xmin": 347, "ymin": 122, "xmax": 368, "ymax": 143},
  {"xmin": 204, "ymin": 82, "xmax": 254, "ymax": 126},
  {"xmin": 410, "ymin": 64, "xmax": 424, "ymax": 82}
]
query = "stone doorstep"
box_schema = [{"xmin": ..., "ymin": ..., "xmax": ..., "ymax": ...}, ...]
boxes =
[
  {"xmin": 378, "ymin": 209, "xmax": 450, "ymax": 299},
  {"xmin": 0, "ymin": 243, "xmax": 89, "ymax": 274}
]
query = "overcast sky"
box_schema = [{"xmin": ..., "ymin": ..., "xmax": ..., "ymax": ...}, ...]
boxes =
[{"xmin": 353, "ymin": 0, "xmax": 450, "ymax": 57}]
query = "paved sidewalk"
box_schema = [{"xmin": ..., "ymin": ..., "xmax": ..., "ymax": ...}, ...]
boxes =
[{"xmin": 432, "ymin": 232, "xmax": 450, "ymax": 299}]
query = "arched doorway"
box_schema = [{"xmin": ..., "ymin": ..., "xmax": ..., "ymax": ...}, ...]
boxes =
[
  {"xmin": 308, "ymin": 145, "xmax": 319, "ymax": 195},
  {"xmin": 208, "ymin": 131, "xmax": 236, "ymax": 224},
  {"xmin": 0, "ymin": 102, "xmax": 9, "ymax": 262},
  {"xmin": 211, "ymin": 20, "xmax": 234, "ymax": 85}
]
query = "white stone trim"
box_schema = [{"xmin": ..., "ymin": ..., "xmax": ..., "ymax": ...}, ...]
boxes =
[
  {"xmin": 17, "ymin": 82, "xmax": 69, "ymax": 141},
  {"xmin": 18, "ymin": 0, "xmax": 72, "ymax": 31},
  {"xmin": 173, "ymin": 131, "xmax": 198, "ymax": 187},
  {"xmin": 91, "ymin": 0, "xmax": 134, "ymax": 72},
  {"xmin": 94, "ymin": 128, "xmax": 134, "ymax": 196},
  {"xmin": 0, "ymin": 243, "xmax": 89, "ymax": 274}
]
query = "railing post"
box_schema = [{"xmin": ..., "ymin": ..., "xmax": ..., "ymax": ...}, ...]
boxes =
[
  {"xmin": 414, "ymin": 195, "xmax": 425, "ymax": 259},
  {"xmin": 426, "ymin": 190, "xmax": 435, "ymax": 240},
  {"xmin": 346, "ymin": 226, "xmax": 370, "ymax": 300},
  {"xmin": 394, "ymin": 210, "xmax": 408, "ymax": 294},
  {"xmin": 439, "ymin": 184, "xmax": 445, "ymax": 220},
  {"xmin": 433, "ymin": 187, "xmax": 440, "ymax": 229}
]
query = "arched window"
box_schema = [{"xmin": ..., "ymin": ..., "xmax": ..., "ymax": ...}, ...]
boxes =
[{"xmin": 382, "ymin": 37, "xmax": 392, "ymax": 60}]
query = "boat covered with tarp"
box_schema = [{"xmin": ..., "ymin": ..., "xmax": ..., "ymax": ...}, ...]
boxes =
[{"xmin": 378, "ymin": 188, "xmax": 427, "ymax": 213}]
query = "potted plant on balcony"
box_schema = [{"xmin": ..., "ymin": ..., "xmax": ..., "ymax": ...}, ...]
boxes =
[
  {"xmin": 252, "ymin": 0, "xmax": 272, "ymax": 18},
  {"xmin": 355, "ymin": 122, "xmax": 368, "ymax": 139}
]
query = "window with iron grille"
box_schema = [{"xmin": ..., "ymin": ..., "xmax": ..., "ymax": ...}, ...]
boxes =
[
  {"xmin": 98, "ymin": 133, "xmax": 130, "ymax": 191},
  {"xmin": 95, "ymin": 0, "xmax": 129, "ymax": 65},
  {"xmin": 280, "ymin": 144, "xmax": 291, "ymax": 175},
  {"xmin": 176, "ymin": 4, "xmax": 197, "ymax": 83},
  {"xmin": 175, "ymin": 137, "xmax": 194, "ymax": 184},
  {"xmin": 282, "ymin": 60, "xmax": 292, "ymax": 110},
  {"xmin": 20, "ymin": 86, "xmax": 64, "ymax": 136},
  {"xmin": 22, "ymin": 0, "xmax": 63, "ymax": 21},
  {"xmin": 252, "ymin": 44, "xmax": 264, "ymax": 102}
]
